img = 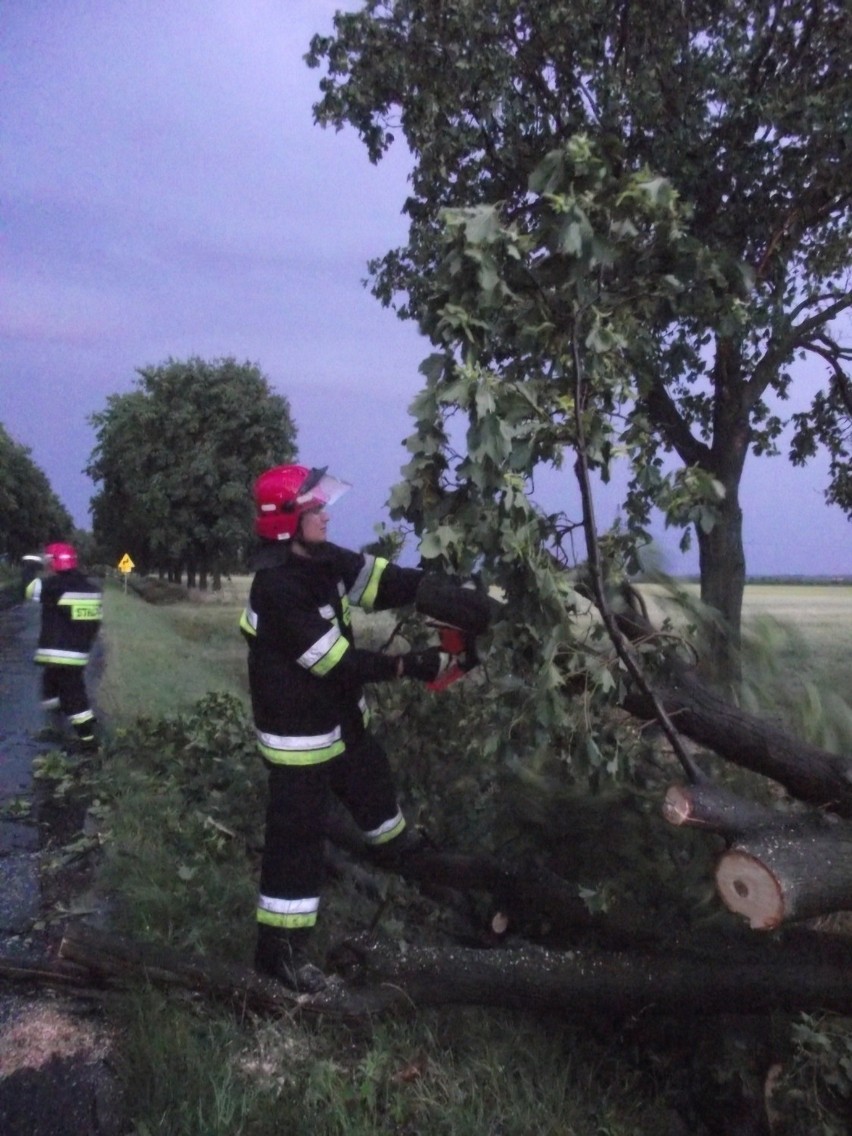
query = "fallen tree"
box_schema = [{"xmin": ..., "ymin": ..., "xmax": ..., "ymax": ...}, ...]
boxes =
[
  {"xmin": 613, "ymin": 598, "xmax": 852, "ymax": 817},
  {"xmin": 11, "ymin": 925, "xmax": 844, "ymax": 1019}
]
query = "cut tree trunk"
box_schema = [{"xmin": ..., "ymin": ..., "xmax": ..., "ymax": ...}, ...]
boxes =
[
  {"xmin": 663, "ymin": 782, "xmax": 852, "ymax": 929},
  {"xmin": 335, "ymin": 932, "xmax": 852, "ymax": 1015},
  {"xmin": 662, "ymin": 781, "xmax": 781, "ymax": 836},
  {"xmin": 716, "ymin": 826, "xmax": 852, "ymax": 930},
  {"xmin": 54, "ymin": 925, "xmax": 401, "ymax": 1018}
]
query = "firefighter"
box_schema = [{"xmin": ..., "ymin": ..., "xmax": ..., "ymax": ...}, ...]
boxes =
[
  {"xmin": 20, "ymin": 552, "xmax": 44, "ymax": 596},
  {"xmin": 26, "ymin": 542, "xmax": 103, "ymax": 752},
  {"xmin": 241, "ymin": 464, "xmax": 490, "ymax": 993}
]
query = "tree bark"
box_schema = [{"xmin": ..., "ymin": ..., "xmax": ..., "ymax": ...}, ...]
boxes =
[
  {"xmin": 335, "ymin": 932, "xmax": 852, "ymax": 1015},
  {"xmin": 40, "ymin": 926, "xmax": 852, "ymax": 1019},
  {"xmin": 54, "ymin": 926, "xmax": 400, "ymax": 1018},
  {"xmin": 663, "ymin": 782, "xmax": 852, "ymax": 929},
  {"xmin": 716, "ymin": 825, "xmax": 852, "ymax": 930},
  {"xmin": 662, "ymin": 781, "xmax": 780, "ymax": 836},
  {"xmin": 696, "ymin": 485, "xmax": 746, "ymax": 686}
]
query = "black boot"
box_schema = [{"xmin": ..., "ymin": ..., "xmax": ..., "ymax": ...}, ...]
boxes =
[
  {"xmin": 368, "ymin": 825, "xmax": 432, "ymax": 869},
  {"xmin": 72, "ymin": 719, "xmax": 100, "ymax": 755},
  {"xmin": 254, "ymin": 926, "xmax": 328, "ymax": 994}
]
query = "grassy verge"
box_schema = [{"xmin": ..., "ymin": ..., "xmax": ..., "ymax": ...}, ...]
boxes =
[{"xmin": 96, "ymin": 576, "xmax": 250, "ymax": 723}]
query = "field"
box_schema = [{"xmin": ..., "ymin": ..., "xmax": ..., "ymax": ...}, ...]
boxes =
[{"xmin": 97, "ymin": 576, "xmax": 852, "ymax": 727}]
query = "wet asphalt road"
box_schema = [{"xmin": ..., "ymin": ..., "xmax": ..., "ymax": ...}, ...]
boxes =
[
  {"xmin": 0, "ymin": 601, "xmax": 45, "ymax": 939},
  {"xmin": 0, "ymin": 598, "xmax": 55, "ymax": 1024}
]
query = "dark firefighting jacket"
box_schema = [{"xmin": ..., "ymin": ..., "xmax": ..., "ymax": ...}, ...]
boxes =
[
  {"xmin": 240, "ymin": 542, "xmax": 422, "ymax": 765},
  {"xmin": 26, "ymin": 569, "xmax": 103, "ymax": 666}
]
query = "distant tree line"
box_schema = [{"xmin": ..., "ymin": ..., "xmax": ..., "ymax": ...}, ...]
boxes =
[
  {"xmin": 0, "ymin": 422, "xmax": 74, "ymax": 562},
  {"xmin": 87, "ymin": 357, "xmax": 297, "ymax": 589}
]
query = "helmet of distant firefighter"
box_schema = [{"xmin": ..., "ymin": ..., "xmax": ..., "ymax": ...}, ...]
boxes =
[{"xmin": 44, "ymin": 542, "xmax": 78, "ymax": 571}]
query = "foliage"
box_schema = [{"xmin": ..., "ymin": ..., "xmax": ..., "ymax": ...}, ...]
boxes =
[
  {"xmin": 770, "ymin": 1013, "xmax": 852, "ymax": 1136},
  {"xmin": 740, "ymin": 614, "xmax": 852, "ymax": 755},
  {"xmin": 94, "ymin": 692, "xmax": 264, "ymax": 957},
  {"xmin": 372, "ymin": 140, "xmax": 712, "ymax": 782},
  {"xmin": 307, "ymin": 0, "xmax": 852, "ymax": 677},
  {"xmin": 86, "ymin": 356, "xmax": 297, "ymax": 581},
  {"xmin": 0, "ymin": 421, "xmax": 74, "ymax": 561}
]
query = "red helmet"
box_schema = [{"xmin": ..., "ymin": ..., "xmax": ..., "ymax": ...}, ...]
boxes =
[
  {"xmin": 44, "ymin": 542, "xmax": 78, "ymax": 571},
  {"xmin": 253, "ymin": 464, "xmax": 351, "ymax": 541}
]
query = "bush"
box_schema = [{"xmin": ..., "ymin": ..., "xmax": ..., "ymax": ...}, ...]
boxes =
[{"xmin": 126, "ymin": 573, "xmax": 189, "ymax": 604}]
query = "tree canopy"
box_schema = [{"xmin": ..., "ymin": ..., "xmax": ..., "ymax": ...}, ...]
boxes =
[
  {"xmin": 87, "ymin": 357, "xmax": 297, "ymax": 583},
  {"xmin": 0, "ymin": 422, "xmax": 74, "ymax": 562},
  {"xmin": 307, "ymin": 0, "xmax": 851, "ymax": 679}
]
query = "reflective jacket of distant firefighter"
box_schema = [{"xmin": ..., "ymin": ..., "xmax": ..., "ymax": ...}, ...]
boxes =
[
  {"xmin": 240, "ymin": 541, "xmax": 422, "ymax": 766},
  {"xmin": 26, "ymin": 570, "xmax": 103, "ymax": 666}
]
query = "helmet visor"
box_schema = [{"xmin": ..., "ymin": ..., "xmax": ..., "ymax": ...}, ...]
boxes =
[{"xmin": 297, "ymin": 468, "xmax": 351, "ymax": 510}]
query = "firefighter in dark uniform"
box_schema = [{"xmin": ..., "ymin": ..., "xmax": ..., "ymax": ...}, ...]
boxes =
[
  {"xmin": 26, "ymin": 542, "xmax": 103, "ymax": 752},
  {"xmin": 241, "ymin": 464, "xmax": 489, "ymax": 992}
]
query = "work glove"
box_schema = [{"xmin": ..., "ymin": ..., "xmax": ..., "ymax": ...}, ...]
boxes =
[
  {"xmin": 401, "ymin": 647, "xmax": 455, "ymax": 682},
  {"xmin": 415, "ymin": 574, "xmax": 494, "ymax": 637}
]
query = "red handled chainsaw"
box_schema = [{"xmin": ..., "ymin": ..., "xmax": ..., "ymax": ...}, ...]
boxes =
[{"xmin": 414, "ymin": 575, "xmax": 494, "ymax": 692}]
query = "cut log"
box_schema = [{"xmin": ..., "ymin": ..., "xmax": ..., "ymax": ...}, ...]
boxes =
[
  {"xmin": 715, "ymin": 826, "xmax": 852, "ymax": 930},
  {"xmin": 662, "ymin": 782, "xmax": 852, "ymax": 928},
  {"xmin": 662, "ymin": 782, "xmax": 780, "ymax": 837}
]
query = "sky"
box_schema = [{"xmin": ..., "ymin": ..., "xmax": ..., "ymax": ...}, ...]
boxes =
[{"xmin": 1, "ymin": 1, "xmax": 849, "ymax": 577}]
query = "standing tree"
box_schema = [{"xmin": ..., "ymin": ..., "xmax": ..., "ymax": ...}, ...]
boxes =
[
  {"xmin": 0, "ymin": 422, "xmax": 73, "ymax": 562},
  {"xmin": 88, "ymin": 358, "xmax": 297, "ymax": 585},
  {"xmin": 307, "ymin": 0, "xmax": 852, "ymax": 681}
]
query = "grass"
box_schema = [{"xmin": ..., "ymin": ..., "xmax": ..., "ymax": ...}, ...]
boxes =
[
  {"xmin": 80, "ymin": 577, "xmax": 852, "ymax": 1135},
  {"xmin": 96, "ymin": 575, "xmax": 251, "ymax": 723}
]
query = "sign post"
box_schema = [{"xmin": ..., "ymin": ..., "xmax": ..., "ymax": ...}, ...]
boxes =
[{"xmin": 117, "ymin": 553, "xmax": 135, "ymax": 593}]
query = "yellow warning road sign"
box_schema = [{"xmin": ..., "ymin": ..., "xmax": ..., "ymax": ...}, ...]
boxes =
[{"xmin": 117, "ymin": 553, "xmax": 135, "ymax": 574}]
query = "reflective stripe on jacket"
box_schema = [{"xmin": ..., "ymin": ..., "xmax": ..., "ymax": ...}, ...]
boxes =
[
  {"xmin": 243, "ymin": 541, "xmax": 421, "ymax": 765},
  {"xmin": 28, "ymin": 569, "xmax": 102, "ymax": 666}
]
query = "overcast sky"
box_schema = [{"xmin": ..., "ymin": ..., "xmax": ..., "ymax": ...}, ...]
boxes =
[{"xmin": 1, "ymin": 1, "xmax": 848, "ymax": 575}]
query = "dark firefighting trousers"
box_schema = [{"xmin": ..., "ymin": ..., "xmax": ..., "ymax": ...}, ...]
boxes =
[
  {"xmin": 40, "ymin": 664, "xmax": 98, "ymax": 745},
  {"xmin": 258, "ymin": 731, "xmax": 404, "ymax": 930}
]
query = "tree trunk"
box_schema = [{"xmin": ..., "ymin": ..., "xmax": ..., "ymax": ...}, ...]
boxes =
[
  {"xmin": 335, "ymin": 932, "xmax": 852, "ymax": 1015},
  {"xmin": 45, "ymin": 926, "xmax": 852, "ymax": 1018},
  {"xmin": 662, "ymin": 781, "xmax": 780, "ymax": 837},
  {"xmin": 716, "ymin": 826, "xmax": 852, "ymax": 930},
  {"xmin": 663, "ymin": 782, "xmax": 852, "ymax": 928},
  {"xmin": 54, "ymin": 926, "xmax": 398, "ymax": 1018},
  {"xmin": 696, "ymin": 487, "xmax": 746, "ymax": 687}
]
